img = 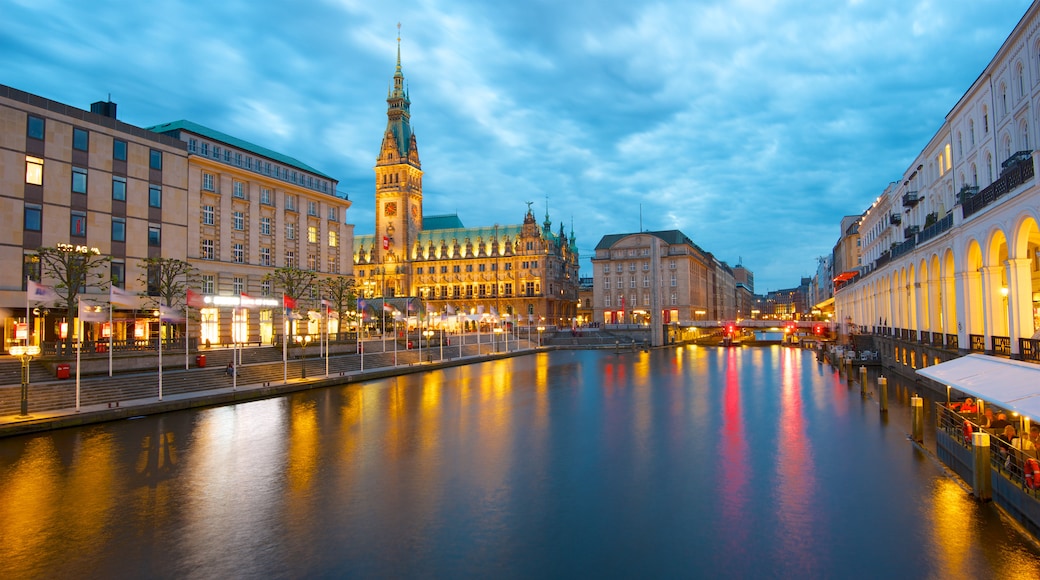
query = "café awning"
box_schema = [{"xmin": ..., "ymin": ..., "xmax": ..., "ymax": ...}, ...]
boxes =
[{"xmin": 917, "ymin": 354, "xmax": 1040, "ymax": 423}]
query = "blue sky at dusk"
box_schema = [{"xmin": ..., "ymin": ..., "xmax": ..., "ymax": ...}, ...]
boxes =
[{"xmin": 1, "ymin": 0, "xmax": 1032, "ymax": 291}]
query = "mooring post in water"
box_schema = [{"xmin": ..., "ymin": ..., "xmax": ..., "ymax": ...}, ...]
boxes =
[
  {"xmin": 911, "ymin": 395, "xmax": 924, "ymax": 443},
  {"xmin": 878, "ymin": 376, "xmax": 888, "ymax": 413},
  {"xmin": 972, "ymin": 431, "xmax": 992, "ymax": 501},
  {"xmin": 859, "ymin": 365, "xmax": 867, "ymax": 397}
]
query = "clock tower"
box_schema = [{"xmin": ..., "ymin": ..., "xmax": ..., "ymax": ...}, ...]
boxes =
[{"xmin": 374, "ymin": 29, "xmax": 422, "ymax": 297}]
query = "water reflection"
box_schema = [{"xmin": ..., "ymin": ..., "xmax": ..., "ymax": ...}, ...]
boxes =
[{"xmin": 0, "ymin": 349, "xmax": 1039, "ymax": 578}]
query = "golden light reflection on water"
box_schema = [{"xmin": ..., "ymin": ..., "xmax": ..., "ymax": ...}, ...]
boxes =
[
  {"xmin": 926, "ymin": 477, "xmax": 975, "ymax": 576},
  {"xmin": 0, "ymin": 437, "xmax": 63, "ymax": 575},
  {"xmin": 287, "ymin": 399, "xmax": 319, "ymax": 493},
  {"xmin": 63, "ymin": 430, "xmax": 117, "ymax": 563}
]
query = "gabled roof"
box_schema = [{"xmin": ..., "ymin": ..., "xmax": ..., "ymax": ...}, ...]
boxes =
[{"xmin": 147, "ymin": 119, "xmax": 335, "ymax": 181}]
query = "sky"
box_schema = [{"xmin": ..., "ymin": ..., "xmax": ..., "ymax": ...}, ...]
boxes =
[{"xmin": 1, "ymin": 0, "xmax": 1034, "ymax": 292}]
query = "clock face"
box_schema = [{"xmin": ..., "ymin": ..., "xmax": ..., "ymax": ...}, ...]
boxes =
[{"xmin": 384, "ymin": 202, "xmax": 397, "ymax": 217}]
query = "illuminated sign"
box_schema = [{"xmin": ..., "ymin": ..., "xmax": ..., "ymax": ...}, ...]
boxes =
[
  {"xmin": 203, "ymin": 295, "xmax": 280, "ymax": 308},
  {"xmin": 56, "ymin": 243, "xmax": 102, "ymax": 255}
]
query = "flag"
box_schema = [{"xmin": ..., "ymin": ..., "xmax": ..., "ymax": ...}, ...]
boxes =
[
  {"xmin": 283, "ymin": 294, "xmax": 297, "ymax": 310},
  {"xmin": 186, "ymin": 288, "xmax": 207, "ymax": 308},
  {"xmin": 382, "ymin": 236, "xmax": 390, "ymax": 250},
  {"xmin": 357, "ymin": 298, "xmax": 366, "ymax": 312},
  {"xmin": 159, "ymin": 305, "xmax": 184, "ymax": 323},
  {"xmin": 446, "ymin": 304, "xmax": 456, "ymax": 315},
  {"xmin": 78, "ymin": 297, "xmax": 108, "ymax": 323},
  {"xmin": 240, "ymin": 292, "xmax": 257, "ymax": 309},
  {"xmin": 28, "ymin": 280, "xmax": 60, "ymax": 305},
  {"xmin": 110, "ymin": 285, "xmax": 139, "ymax": 307},
  {"xmin": 407, "ymin": 300, "xmax": 416, "ymax": 312},
  {"xmin": 307, "ymin": 310, "xmax": 321, "ymax": 321},
  {"xmin": 383, "ymin": 302, "xmax": 394, "ymax": 312}
]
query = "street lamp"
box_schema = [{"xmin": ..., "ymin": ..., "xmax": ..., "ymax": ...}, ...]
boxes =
[
  {"xmin": 295, "ymin": 334, "xmax": 313, "ymax": 378},
  {"xmin": 423, "ymin": 329, "xmax": 434, "ymax": 361},
  {"xmin": 493, "ymin": 327, "xmax": 504, "ymax": 352},
  {"xmin": 10, "ymin": 345, "xmax": 41, "ymax": 416},
  {"xmin": 537, "ymin": 325, "xmax": 545, "ymax": 347}
]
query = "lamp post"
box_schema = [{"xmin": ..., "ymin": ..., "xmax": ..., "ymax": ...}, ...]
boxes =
[
  {"xmin": 10, "ymin": 344, "xmax": 41, "ymax": 416},
  {"xmin": 537, "ymin": 325, "xmax": 545, "ymax": 347},
  {"xmin": 493, "ymin": 326, "xmax": 504, "ymax": 353},
  {"xmin": 423, "ymin": 329, "xmax": 434, "ymax": 361},
  {"xmin": 295, "ymin": 334, "xmax": 312, "ymax": 378}
]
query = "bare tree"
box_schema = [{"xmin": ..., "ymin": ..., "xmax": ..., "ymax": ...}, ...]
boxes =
[
  {"xmin": 36, "ymin": 245, "xmax": 111, "ymax": 355},
  {"xmin": 263, "ymin": 266, "xmax": 317, "ymax": 336},
  {"xmin": 321, "ymin": 276, "xmax": 356, "ymax": 339},
  {"xmin": 137, "ymin": 257, "xmax": 199, "ymax": 308}
]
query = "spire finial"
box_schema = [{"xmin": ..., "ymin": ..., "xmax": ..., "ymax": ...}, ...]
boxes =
[{"xmin": 396, "ymin": 22, "xmax": 402, "ymax": 71}]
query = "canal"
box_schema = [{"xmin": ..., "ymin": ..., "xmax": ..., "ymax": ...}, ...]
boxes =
[{"xmin": 2, "ymin": 346, "xmax": 1039, "ymax": 578}]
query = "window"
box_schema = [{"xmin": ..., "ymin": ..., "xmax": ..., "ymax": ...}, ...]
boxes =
[
  {"xmin": 201, "ymin": 239, "xmax": 214, "ymax": 260},
  {"xmin": 22, "ymin": 254, "xmax": 40, "ymax": 288},
  {"xmin": 73, "ymin": 128, "xmax": 89, "ymax": 151},
  {"xmin": 148, "ymin": 225, "xmax": 161, "ymax": 246},
  {"xmin": 260, "ymin": 247, "xmax": 271, "ymax": 266},
  {"xmin": 286, "ymin": 222, "xmax": 296, "ymax": 240},
  {"xmin": 233, "ymin": 277, "xmax": 244, "ymax": 294},
  {"xmin": 643, "ymin": 275, "xmax": 650, "ymax": 288},
  {"xmin": 969, "ymin": 120, "xmax": 976, "ymax": 146},
  {"xmin": 260, "ymin": 188, "xmax": 272, "ymax": 205},
  {"xmin": 328, "ymin": 256, "xmax": 339, "ymax": 273},
  {"xmin": 328, "ymin": 206, "xmax": 338, "ymax": 221},
  {"xmin": 112, "ymin": 177, "xmax": 126, "ymax": 201},
  {"xmin": 202, "ymin": 205, "xmax": 214, "ymax": 225},
  {"xmin": 27, "ymin": 116, "xmax": 44, "ymax": 139},
  {"xmin": 111, "ymin": 261, "xmax": 125, "ymax": 289},
  {"xmin": 671, "ymin": 293, "xmax": 677, "ymax": 306},
  {"xmin": 261, "ymin": 280, "xmax": 271, "ymax": 296},
  {"xmin": 235, "ymin": 152, "xmax": 242, "ymax": 166},
  {"xmin": 149, "ymin": 149, "xmax": 162, "ymax": 170},
  {"xmin": 72, "ymin": 167, "xmax": 87, "ymax": 194},
  {"xmin": 453, "ymin": 265, "xmax": 461, "ymax": 273},
  {"xmin": 603, "ymin": 278, "xmax": 610, "ymax": 289},
  {"xmin": 670, "ymin": 274, "xmax": 677, "ymax": 287},
  {"xmin": 308, "ymin": 201, "xmax": 318, "ymax": 216},
  {"xmin": 233, "ymin": 243, "xmax": 244, "ymax": 263},
  {"xmin": 983, "ymin": 106, "xmax": 989, "ymax": 133},
  {"xmin": 616, "ymin": 264, "xmax": 622, "ymax": 272},
  {"xmin": 149, "ymin": 185, "xmax": 161, "ymax": 207},
  {"xmin": 604, "ymin": 295, "xmax": 611, "ymax": 307},
  {"xmin": 71, "ymin": 211, "xmax": 87, "ymax": 237},
  {"xmin": 478, "ymin": 263, "xmax": 487, "ymax": 272},
  {"xmin": 286, "ymin": 194, "xmax": 297, "ymax": 211},
  {"xmin": 233, "ymin": 181, "xmax": 245, "ymax": 198},
  {"xmin": 24, "ymin": 204, "xmax": 42, "ymax": 231},
  {"xmin": 260, "ymin": 217, "xmax": 271, "ymax": 236},
  {"xmin": 202, "ymin": 275, "xmax": 214, "ymax": 294},
  {"xmin": 440, "ymin": 266, "xmax": 448, "ymax": 274},
  {"xmin": 285, "ymin": 251, "xmax": 296, "ymax": 268},
  {"xmin": 233, "ymin": 211, "xmax": 244, "ymax": 231},
  {"xmin": 308, "ymin": 225, "xmax": 318, "ymax": 244},
  {"xmin": 307, "ymin": 253, "xmax": 318, "ymax": 271},
  {"xmin": 329, "ymin": 230, "xmax": 339, "ymax": 247},
  {"xmin": 504, "ymin": 263, "xmax": 512, "ymax": 271},
  {"xmin": 200, "ymin": 142, "xmax": 209, "ymax": 156},
  {"xmin": 112, "ymin": 217, "xmax": 125, "ymax": 242},
  {"xmin": 26, "ymin": 156, "xmax": 43, "ymax": 185},
  {"xmin": 113, "ymin": 139, "xmax": 127, "ymax": 161},
  {"xmin": 465, "ymin": 264, "xmax": 473, "ymax": 272},
  {"xmin": 202, "ymin": 173, "xmax": 214, "ymax": 191}
]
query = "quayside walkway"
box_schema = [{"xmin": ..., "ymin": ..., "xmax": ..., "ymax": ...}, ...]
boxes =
[{"xmin": 0, "ymin": 333, "xmax": 543, "ymax": 438}]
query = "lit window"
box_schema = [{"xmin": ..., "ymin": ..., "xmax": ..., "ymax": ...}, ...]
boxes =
[
  {"xmin": 26, "ymin": 156, "xmax": 43, "ymax": 185},
  {"xmin": 308, "ymin": 225, "xmax": 318, "ymax": 244},
  {"xmin": 329, "ymin": 230, "xmax": 339, "ymax": 247}
]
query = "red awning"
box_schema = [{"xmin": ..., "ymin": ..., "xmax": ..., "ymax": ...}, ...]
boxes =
[{"xmin": 832, "ymin": 271, "xmax": 857, "ymax": 283}]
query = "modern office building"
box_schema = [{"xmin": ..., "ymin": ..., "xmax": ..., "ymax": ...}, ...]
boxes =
[
  {"xmin": 149, "ymin": 120, "xmax": 354, "ymax": 345},
  {"xmin": 835, "ymin": 0, "xmax": 1040, "ymax": 361},
  {"xmin": 0, "ymin": 85, "xmax": 189, "ymax": 348},
  {"xmin": 352, "ymin": 43, "xmax": 580, "ymax": 327}
]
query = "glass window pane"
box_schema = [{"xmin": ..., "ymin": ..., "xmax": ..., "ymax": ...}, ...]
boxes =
[
  {"xmin": 112, "ymin": 177, "xmax": 126, "ymax": 201},
  {"xmin": 24, "ymin": 205, "xmax": 42, "ymax": 231},
  {"xmin": 27, "ymin": 116, "xmax": 44, "ymax": 140},
  {"xmin": 149, "ymin": 149, "xmax": 162, "ymax": 170},
  {"xmin": 113, "ymin": 139, "xmax": 127, "ymax": 161},
  {"xmin": 73, "ymin": 128, "xmax": 88, "ymax": 151}
]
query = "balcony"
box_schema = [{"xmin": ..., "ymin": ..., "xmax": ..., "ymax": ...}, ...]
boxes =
[
  {"xmin": 902, "ymin": 192, "xmax": 922, "ymax": 207},
  {"xmin": 957, "ymin": 185, "xmax": 978, "ymax": 205},
  {"xmin": 889, "ymin": 213, "xmax": 902, "ymax": 225},
  {"xmin": 903, "ymin": 225, "xmax": 920, "ymax": 239},
  {"xmin": 963, "ymin": 151, "xmax": 1035, "ymax": 218}
]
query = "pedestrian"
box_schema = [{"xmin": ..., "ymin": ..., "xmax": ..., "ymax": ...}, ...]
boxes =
[{"xmin": 225, "ymin": 362, "xmax": 234, "ymax": 377}]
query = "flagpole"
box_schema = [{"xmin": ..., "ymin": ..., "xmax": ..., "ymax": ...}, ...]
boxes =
[
  {"xmin": 25, "ymin": 276, "xmax": 30, "ymax": 348},
  {"xmin": 324, "ymin": 306, "xmax": 329, "ymax": 377},
  {"xmin": 76, "ymin": 317, "xmax": 82, "ymax": 412},
  {"xmin": 185, "ymin": 304, "xmax": 189, "ymax": 370},
  {"xmin": 283, "ymin": 314, "xmax": 288, "ymax": 384},
  {"xmin": 108, "ymin": 301, "xmax": 113, "ymax": 376},
  {"xmin": 158, "ymin": 318, "xmax": 163, "ymax": 401},
  {"xmin": 233, "ymin": 336, "xmax": 238, "ymax": 391},
  {"xmin": 394, "ymin": 318, "xmax": 398, "ymax": 366}
]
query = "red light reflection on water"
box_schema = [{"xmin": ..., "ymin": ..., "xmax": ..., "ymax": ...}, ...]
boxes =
[
  {"xmin": 773, "ymin": 348, "xmax": 819, "ymax": 573},
  {"xmin": 718, "ymin": 348, "xmax": 750, "ymax": 551}
]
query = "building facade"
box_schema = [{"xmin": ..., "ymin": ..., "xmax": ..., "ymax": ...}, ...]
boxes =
[
  {"xmin": 353, "ymin": 44, "xmax": 580, "ymax": 327},
  {"xmin": 149, "ymin": 121, "xmax": 354, "ymax": 345},
  {"xmin": 590, "ymin": 230, "xmax": 740, "ymax": 332},
  {"xmin": 0, "ymin": 85, "xmax": 189, "ymax": 348},
  {"xmin": 835, "ymin": 1, "xmax": 1040, "ymax": 357}
]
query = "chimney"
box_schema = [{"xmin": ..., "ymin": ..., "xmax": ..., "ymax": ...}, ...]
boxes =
[{"xmin": 90, "ymin": 99, "xmax": 117, "ymax": 119}]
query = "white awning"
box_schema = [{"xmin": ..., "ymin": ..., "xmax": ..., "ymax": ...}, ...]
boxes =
[{"xmin": 917, "ymin": 354, "xmax": 1040, "ymax": 423}]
